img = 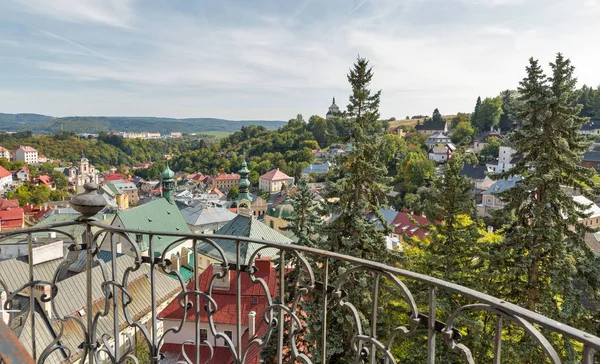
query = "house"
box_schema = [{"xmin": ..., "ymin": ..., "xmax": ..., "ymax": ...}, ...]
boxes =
[
  {"xmin": 487, "ymin": 146, "xmax": 518, "ymax": 173},
  {"xmin": 100, "ymin": 182, "xmax": 139, "ymax": 210},
  {"xmin": 34, "ymin": 174, "xmax": 53, "ymax": 189},
  {"xmin": 159, "ymin": 260, "xmax": 277, "ymax": 364},
  {"xmin": 0, "ymin": 199, "xmax": 19, "ymax": 209},
  {"xmin": 22, "ymin": 204, "xmax": 54, "ymax": 224},
  {"xmin": 581, "ymin": 151, "xmax": 600, "ymax": 171},
  {"xmin": 301, "ymin": 161, "xmax": 331, "ymax": 178},
  {"xmin": 478, "ymin": 176, "xmax": 522, "ymax": 217},
  {"xmin": 52, "ymin": 157, "xmax": 99, "ymax": 192},
  {"xmin": 326, "ymin": 97, "xmax": 342, "ymax": 120},
  {"xmin": 259, "ymin": 169, "xmax": 294, "ymax": 194},
  {"xmin": 425, "ymin": 133, "xmax": 451, "ymax": 148},
  {"xmin": 0, "ymin": 207, "xmax": 24, "ymax": 230},
  {"xmin": 37, "ymin": 155, "xmax": 48, "ymax": 163},
  {"xmin": 169, "ymin": 132, "xmax": 182, "ymax": 138},
  {"xmin": 13, "ymin": 146, "xmax": 38, "ymax": 164},
  {"xmin": 212, "ymin": 173, "xmax": 240, "ymax": 193},
  {"xmin": 415, "ymin": 119, "xmax": 448, "ymax": 135},
  {"xmin": 579, "ymin": 119, "xmax": 600, "ymax": 135},
  {"xmin": 459, "ymin": 164, "xmax": 494, "ymax": 200},
  {"xmin": 389, "ymin": 211, "xmax": 434, "ymax": 243},
  {"xmin": 473, "ymin": 130, "xmax": 504, "ymax": 154},
  {"xmin": 16, "ymin": 166, "xmax": 29, "ymax": 181},
  {"xmin": 572, "ymin": 195, "xmax": 600, "ymax": 229},
  {"xmin": 0, "ymin": 146, "xmax": 11, "ymax": 160},
  {"xmin": 134, "ymin": 161, "xmax": 152, "ymax": 169},
  {"xmin": 181, "ymin": 205, "xmax": 237, "ymax": 234},
  {"xmin": 0, "ymin": 252, "xmax": 180, "ymax": 363},
  {"xmin": 311, "ymin": 149, "xmax": 328, "ymax": 163},
  {"xmin": 0, "ymin": 165, "xmax": 12, "ymax": 188},
  {"xmin": 428, "ymin": 143, "xmax": 455, "ymax": 163},
  {"xmin": 102, "ymin": 172, "xmax": 125, "ymax": 183}
]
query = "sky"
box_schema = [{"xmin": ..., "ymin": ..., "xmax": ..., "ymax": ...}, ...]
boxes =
[{"xmin": 0, "ymin": 0, "xmax": 599, "ymax": 121}]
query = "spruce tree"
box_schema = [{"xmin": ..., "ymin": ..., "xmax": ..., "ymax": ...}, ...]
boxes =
[
  {"xmin": 471, "ymin": 96, "xmax": 482, "ymax": 126},
  {"xmin": 314, "ymin": 57, "xmax": 392, "ymax": 362},
  {"xmin": 494, "ymin": 55, "xmax": 599, "ymax": 353}
]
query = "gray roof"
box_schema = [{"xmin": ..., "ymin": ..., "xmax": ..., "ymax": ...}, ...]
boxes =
[
  {"xmin": 181, "ymin": 205, "xmax": 237, "ymax": 227},
  {"xmin": 302, "ymin": 162, "xmax": 331, "ymax": 175},
  {"xmin": 460, "ymin": 164, "xmax": 490, "ymax": 180},
  {"xmin": 583, "ymin": 151, "xmax": 600, "ymax": 163},
  {"xmin": 581, "ymin": 119, "xmax": 600, "ymax": 131},
  {"xmin": 197, "ymin": 215, "xmax": 292, "ymax": 265},
  {"xmin": 482, "ymin": 176, "xmax": 522, "ymax": 195}
]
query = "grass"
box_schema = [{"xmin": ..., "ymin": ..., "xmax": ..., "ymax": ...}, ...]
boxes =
[{"xmin": 197, "ymin": 131, "xmax": 233, "ymax": 139}]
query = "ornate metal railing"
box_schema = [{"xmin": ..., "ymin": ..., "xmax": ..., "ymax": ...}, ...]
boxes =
[{"xmin": 0, "ymin": 188, "xmax": 599, "ymax": 363}]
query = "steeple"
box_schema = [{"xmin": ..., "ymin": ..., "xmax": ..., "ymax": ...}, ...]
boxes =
[
  {"xmin": 332, "ymin": 97, "xmax": 336, "ymax": 105},
  {"xmin": 236, "ymin": 159, "xmax": 253, "ymax": 216},
  {"xmin": 161, "ymin": 162, "xmax": 176, "ymax": 203}
]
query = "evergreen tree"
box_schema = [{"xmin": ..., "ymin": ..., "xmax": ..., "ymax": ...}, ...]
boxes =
[
  {"xmin": 315, "ymin": 57, "xmax": 393, "ymax": 362},
  {"xmin": 471, "ymin": 96, "xmax": 482, "ymax": 125},
  {"xmin": 498, "ymin": 89, "xmax": 514, "ymax": 131},
  {"xmin": 432, "ymin": 108, "xmax": 443, "ymax": 123},
  {"xmin": 493, "ymin": 55, "xmax": 599, "ymax": 359}
]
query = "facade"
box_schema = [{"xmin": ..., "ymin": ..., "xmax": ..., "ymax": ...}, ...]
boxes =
[
  {"xmin": 55, "ymin": 157, "xmax": 100, "ymax": 192},
  {"xmin": 572, "ymin": 195, "xmax": 600, "ymax": 229},
  {"xmin": 428, "ymin": 143, "xmax": 455, "ymax": 163},
  {"xmin": 0, "ymin": 146, "xmax": 11, "ymax": 160},
  {"xmin": 473, "ymin": 130, "xmax": 503, "ymax": 154},
  {"xmin": 311, "ymin": 149, "xmax": 328, "ymax": 163},
  {"xmin": 16, "ymin": 167, "xmax": 29, "ymax": 182},
  {"xmin": 326, "ymin": 97, "xmax": 342, "ymax": 120},
  {"xmin": 13, "ymin": 146, "xmax": 38, "ymax": 164},
  {"xmin": 581, "ymin": 151, "xmax": 600, "ymax": 171},
  {"xmin": 259, "ymin": 169, "xmax": 294, "ymax": 194},
  {"xmin": 159, "ymin": 260, "xmax": 276, "ymax": 363},
  {"xmin": 0, "ymin": 207, "xmax": 24, "ymax": 231},
  {"xmin": 459, "ymin": 164, "xmax": 494, "ymax": 198},
  {"xmin": 478, "ymin": 176, "xmax": 522, "ymax": 217},
  {"xmin": 487, "ymin": 146, "xmax": 518, "ymax": 173},
  {"xmin": 425, "ymin": 133, "xmax": 451, "ymax": 148},
  {"xmin": 0, "ymin": 165, "xmax": 12, "ymax": 189},
  {"xmin": 213, "ymin": 173, "xmax": 240, "ymax": 193}
]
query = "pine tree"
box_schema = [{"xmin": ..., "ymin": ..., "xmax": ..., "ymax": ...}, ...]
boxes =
[
  {"xmin": 313, "ymin": 57, "xmax": 392, "ymax": 362},
  {"xmin": 493, "ymin": 55, "xmax": 599, "ymax": 356},
  {"xmin": 432, "ymin": 108, "xmax": 443, "ymax": 123},
  {"xmin": 471, "ymin": 96, "xmax": 482, "ymax": 126},
  {"xmin": 498, "ymin": 89, "xmax": 513, "ymax": 131}
]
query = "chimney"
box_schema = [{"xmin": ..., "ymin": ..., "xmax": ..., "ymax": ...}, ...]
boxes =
[
  {"xmin": 170, "ymin": 253, "xmax": 181, "ymax": 272},
  {"xmin": 254, "ymin": 258, "xmax": 272, "ymax": 275},
  {"xmin": 248, "ymin": 311, "xmax": 256, "ymax": 338},
  {"xmin": 32, "ymin": 284, "xmax": 52, "ymax": 319}
]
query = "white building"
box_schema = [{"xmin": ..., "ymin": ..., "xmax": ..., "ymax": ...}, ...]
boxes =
[
  {"xmin": 326, "ymin": 97, "xmax": 342, "ymax": 120},
  {"xmin": 0, "ymin": 166, "xmax": 12, "ymax": 188},
  {"xmin": 259, "ymin": 168, "xmax": 294, "ymax": 194},
  {"xmin": 0, "ymin": 146, "xmax": 10, "ymax": 160},
  {"xmin": 425, "ymin": 133, "xmax": 451, "ymax": 148},
  {"xmin": 487, "ymin": 146, "xmax": 518, "ymax": 173},
  {"xmin": 13, "ymin": 146, "xmax": 38, "ymax": 164}
]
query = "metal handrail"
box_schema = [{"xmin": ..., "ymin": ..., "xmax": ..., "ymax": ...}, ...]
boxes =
[{"xmin": 0, "ymin": 216, "xmax": 598, "ymax": 363}]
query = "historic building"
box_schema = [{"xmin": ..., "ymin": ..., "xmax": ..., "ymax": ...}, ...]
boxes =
[{"xmin": 326, "ymin": 97, "xmax": 342, "ymax": 120}]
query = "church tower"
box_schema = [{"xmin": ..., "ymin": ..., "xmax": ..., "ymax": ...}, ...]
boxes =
[
  {"xmin": 326, "ymin": 97, "xmax": 341, "ymax": 120},
  {"xmin": 161, "ymin": 163, "xmax": 176, "ymax": 203},
  {"xmin": 235, "ymin": 159, "xmax": 253, "ymax": 217}
]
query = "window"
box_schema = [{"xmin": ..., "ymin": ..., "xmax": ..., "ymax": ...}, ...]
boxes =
[
  {"xmin": 200, "ymin": 329, "xmax": 208, "ymax": 342},
  {"xmin": 224, "ymin": 331, "xmax": 233, "ymax": 340},
  {"xmin": 270, "ymin": 221, "xmax": 274, "ymax": 229}
]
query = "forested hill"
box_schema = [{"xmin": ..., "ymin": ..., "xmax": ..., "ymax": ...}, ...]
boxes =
[{"xmin": 0, "ymin": 113, "xmax": 287, "ymax": 134}]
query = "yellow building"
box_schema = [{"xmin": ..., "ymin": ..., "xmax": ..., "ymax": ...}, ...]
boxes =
[{"xmin": 265, "ymin": 196, "xmax": 294, "ymax": 234}]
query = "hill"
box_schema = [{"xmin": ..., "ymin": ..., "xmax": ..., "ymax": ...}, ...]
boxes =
[{"xmin": 0, "ymin": 114, "xmax": 287, "ymax": 134}]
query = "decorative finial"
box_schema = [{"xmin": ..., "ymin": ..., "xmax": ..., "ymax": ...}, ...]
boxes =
[{"xmin": 70, "ymin": 182, "xmax": 107, "ymax": 217}]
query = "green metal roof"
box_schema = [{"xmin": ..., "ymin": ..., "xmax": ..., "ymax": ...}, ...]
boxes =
[
  {"xmin": 197, "ymin": 215, "xmax": 291, "ymax": 265},
  {"xmin": 168, "ymin": 254, "xmax": 194, "ymax": 282},
  {"xmin": 31, "ymin": 213, "xmax": 114, "ymax": 243},
  {"xmin": 113, "ymin": 198, "xmax": 191, "ymax": 257}
]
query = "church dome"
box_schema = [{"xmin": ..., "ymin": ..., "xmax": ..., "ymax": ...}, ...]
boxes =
[
  {"xmin": 162, "ymin": 165, "xmax": 175, "ymax": 179},
  {"xmin": 266, "ymin": 197, "xmax": 294, "ymax": 219}
]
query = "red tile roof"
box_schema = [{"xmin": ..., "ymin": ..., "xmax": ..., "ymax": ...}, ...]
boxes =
[
  {"xmin": 0, "ymin": 207, "xmax": 24, "ymax": 229},
  {"xmin": 159, "ymin": 260, "xmax": 277, "ymax": 325},
  {"xmin": 36, "ymin": 174, "xmax": 53, "ymax": 186},
  {"xmin": 391, "ymin": 211, "xmax": 435, "ymax": 240},
  {"xmin": 260, "ymin": 168, "xmax": 290, "ymax": 181},
  {"xmin": 0, "ymin": 165, "xmax": 11, "ymax": 179},
  {"xmin": 0, "ymin": 146, "xmax": 8, "ymax": 152},
  {"xmin": 0, "ymin": 199, "xmax": 19, "ymax": 209},
  {"xmin": 214, "ymin": 173, "xmax": 240, "ymax": 181},
  {"xmin": 103, "ymin": 173, "xmax": 124, "ymax": 182},
  {"xmin": 16, "ymin": 145, "xmax": 37, "ymax": 152},
  {"xmin": 18, "ymin": 167, "xmax": 29, "ymax": 173}
]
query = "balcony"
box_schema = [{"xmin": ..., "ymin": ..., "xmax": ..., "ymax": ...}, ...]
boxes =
[{"xmin": 0, "ymin": 189, "xmax": 599, "ymax": 363}]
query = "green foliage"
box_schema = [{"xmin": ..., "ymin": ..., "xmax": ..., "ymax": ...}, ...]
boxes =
[
  {"xmin": 492, "ymin": 54, "xmax": 599, "ymax": 360},
  {"xmin": 471, "ymin": 97, "xmax": 503, "ymax": 131},
  {"xmin": 396, "ymin": 151, "xmax": 435, "ymax": 199},
  {"xmin": 6, "ymin": 183, "xmax": 55, "ymax": 206},
  {"xmin": 227, "ymin": 185, "xmax": 240, "ymax": 200},
  {"xmin": 450, "ymin": 112, "xmax": 470, "ymax": 128},
  {"xmin": 498, "ymin": 89, "xmax": 520, "ymax": 131},
  {"xmin": 478, "ymin": 136, "xmax": 501, "ymax": 161},
  {"xmin": 577, "ymin": 84, "xmax": 600, "ymax": 118},
  {"xmin": 451, "ymin": 121, "xmax": 475, "ymax": 145}
]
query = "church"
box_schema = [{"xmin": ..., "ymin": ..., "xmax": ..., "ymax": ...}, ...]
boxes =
[{"xmin": 326, "ymin": 97, "xmax": 342, "ymax": 120}]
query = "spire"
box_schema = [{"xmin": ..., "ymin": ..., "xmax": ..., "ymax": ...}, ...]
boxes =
[
  {"xmin": 162, "ymin": 162, "xmax": 176, "ymax": 203},
  {"xmin": 332, "ymin": 97, "xmax": 336, "ymax": 105}
]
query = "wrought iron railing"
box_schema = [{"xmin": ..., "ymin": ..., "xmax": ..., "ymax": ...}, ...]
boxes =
[{"xmin": 0, "ymin": 187, "xmax": 599, "ymax": 363}]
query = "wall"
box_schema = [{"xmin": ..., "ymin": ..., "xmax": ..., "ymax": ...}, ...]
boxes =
[{"xmin": 162, "ymin": 320, "xmax": 245, "ymax": 348}]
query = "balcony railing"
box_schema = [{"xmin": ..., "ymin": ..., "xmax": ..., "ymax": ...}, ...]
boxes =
[{"xmin": 0, "ymin": 189, "xmax": 599, "ymax": 363}]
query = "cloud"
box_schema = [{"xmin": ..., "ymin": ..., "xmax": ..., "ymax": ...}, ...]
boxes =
[{"xmin": 10, "ymin": 0, "xmax": 134, "ymax": 27}]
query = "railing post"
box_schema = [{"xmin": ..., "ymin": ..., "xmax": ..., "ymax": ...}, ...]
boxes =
[
  {"xmin": 277, "ymin": 250, "xmax": 285, "ymax": 364},
  {"xmin": 149, "ymin": 235, "xmax": 158, "ymax": 363},
  {"xmin": 583, "ymin": 345, "xmax": 595, "ymax": 364},
  {"xmin": 27, "ymin": 233, "xmax": 36, "ymax": 362},
  {"xmin": 493, "ymin": 316, "xmax": 503, "ymax": 364},
  {"xmin": 321, "ymin": 258, "xmax": 329, "ymax": 363},
  {"xmin": 370, "ymin": 274, "xmax": 380, "ymax": 363},
  {"xmin": 236, "ymin": 240, "xmax": 242, "ymax": 360},
  {"xmin": 110, "ymin": 232, "xmax": 120, "ymax": 361},
  {"xmin": 427, "ymin": 287, "xmax": 436, "ymax": 364},
  {"xmin": 85, "ymin": 220, "xmax": 95, "ymax": 364},
  {"xmin": 193, "ymin": 239, "xmax": 200, "ymax": 364}
]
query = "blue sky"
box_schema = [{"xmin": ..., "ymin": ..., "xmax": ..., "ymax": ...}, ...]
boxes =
[{"xmin": 0, "ymin": 0, "xmax": 598, "ymax": 120}]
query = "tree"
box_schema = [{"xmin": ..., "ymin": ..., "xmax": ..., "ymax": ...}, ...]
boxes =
[
  {"xmin": 498, "ymin": 89, "xmax": 518, "ymax": 131},
  {"xmin": 50, "ymin": 171, "xmax": 68, "ymax": 190},
  {"xmin": 227, "ymin": 185, "xmax": 239, "ymax": 200},
  {"xmin": 396, "ymin": 151, "xmax": 435, "ymax": 197},
  {"xmin": 315, "ymin": 57, "xmax": 393, "ymax": 362},
  {"xmin": 450, "ymin": 112, "xmax": 470, "ymax": 128},
  {"xmin": 493, "ymin": 55, "xmax": 599, "ymax": 359},
  {"xmin": 472, "ymin": 97, "xmax": 503, "ymax": 131},
  {"xmin": 450, "ymin": 121, "xmax": 475, "ymax": 145},
  {"xmin": 478, "ymin": 136, "xmax": 501, "ymax": 161},
  {"xmin": 471, "ymin": 96, "xmax": 482, "ymax": 125},
  {"xmin": 432, "ymin": 108, "xmax": 443, "ymax": 123}
]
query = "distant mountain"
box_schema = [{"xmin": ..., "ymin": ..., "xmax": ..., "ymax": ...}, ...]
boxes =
[{"xmin": 0, "ymin": 114, "xmax": 287, "ymax": 134}]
